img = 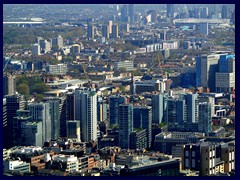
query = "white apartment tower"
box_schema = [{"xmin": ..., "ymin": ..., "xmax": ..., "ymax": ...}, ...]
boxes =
[{"xmin": 75, "ymin": 88, "xmax": 97, "ymax": 142}]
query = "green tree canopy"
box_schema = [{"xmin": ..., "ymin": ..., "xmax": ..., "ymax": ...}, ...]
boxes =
[{"xmin": 17, "ymin": 83, "xmax": 30, "ymax": 95}]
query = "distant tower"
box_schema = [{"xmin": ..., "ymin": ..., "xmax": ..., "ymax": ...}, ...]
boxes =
[
  {"xmin": 112, "ymin": 24, "xmax": 119, "ymax": 39},
  {"xmin": 201, "ymin": 7, "xmax": 209, "ymax": 18},
  {"xmin": 167, "ymin": 4, "xmax": 174, "ymax": 18},
  {"xmin": 3, "ymin": 73, "xmax": 16, "ymax": 96},
  {"xmin": 102, "ymin": 25, "xmax": 109, "ymax": 39},
  {"xmin": 128, "ymin": 4, "xmax": 135, "ymax": 22},
  {"xmin": 119, "ymin": 104, "xmax": 133, "ymax": 149},
  {"xmin": 31, "ymin": 43, "xmax": 41, "ymax": 55},
  {"xmin": 87, "ymin": 25, "xmax": 95, "ymax": 39},
  {"xmin": 51, "ymin": 35, "xmax": 63, "ymax": 49},
  {"xmin": 221, "ymin": 5, "xmax": 228, "ymax": 18},
  {"xmin": 108, "ymin": 21, "xmax": 113, "ymax": 34},
  {"xmin": 199, "ymin": 23, "xmax": 209, "ymax": 36}
]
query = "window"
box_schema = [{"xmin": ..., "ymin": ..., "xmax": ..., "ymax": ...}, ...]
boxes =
[{"xmin": 192, "ymin": 151, "xmax": 195, "ymax": 157}]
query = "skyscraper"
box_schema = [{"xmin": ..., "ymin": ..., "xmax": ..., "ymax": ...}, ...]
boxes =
[
  {"xmin": 102, "ymin": 25, "xmax": 109, "ymax": 39},
  {"xmin": 121, "ymin": 5, "xmax": 128, "ymax": 22},
  {"xmin": 221, "ymin": 5, "xmax": 228, "ymax": 18},
  {"xmin": 31, "ymin": 43, "xmax": 41, "ymax": 55},
  {"xmin": 3, "ymin": 73, "xmax": 16, "ymax": 96},
  {"xmin": 184, "ymin": 93, "xmax": 199, "ymax": 123},
  {"xmin": 108, "ymin": 21, "xmax": 113, "ymax": 34},
  {"xmin": 75, "ymin": 88, "xmax": 97, "ymax": 142},
  {"xmin": 199, "ymin": 23, "xmax": 208, "ymax": 36},
  {"xmin": 133, "ymin": 106, "xmax": 152, "ymax": 149},
  {"xmin": 47, "ymin": 100, "xmax": 60, "ymax": 140},
  {"xmin": 112, "ymin": 24, "xmax": 119, "ymax": 38},
  {"xmin": 200, "ymin": 7, "xmax": 208, "ymax": 18},
  {"xmin": 109, "ymin": 95, "xmax": 126, "ymax": 125},
  {"xmin": 28, "ymin": 102, "xmax": 52, "ymax": 143},
  {"xmin": 51, "ymin": 35, "xmax": 63, "ymax": 49},
  {"xmin": 152, "ymin": 94, "xmax": 164, "ymax": 124},
  {"xmin": 66, "ymin": 92, "xmax": 75, "ymax": 121},
  {"xmin": 216, "ymin": 54, "xmax": 235, "ymax": 93},
  {"xmin": 119, "ymin": 104, "xmax": 133, "ymax": 149},
  {"xmin": 198, "ymin": 102, "xmax": 212, "ymax": 136},
  {"xmin": 87, "ymin": 25, "xmax": 95, "ymax": 39},
  {"xmin": 128, "ymin": 4, "xmax": 135, "ymax": 22},
  {"xmin": 167, "ymin": 4, "xmax": 174, "ymax": 18},
  {"xmin": 196, "ymin": 54, "xmax": 220, "ymax": 92},
  {"xmin": 5, "ymin": 95, "xmax": 24, "ymax": 148}
]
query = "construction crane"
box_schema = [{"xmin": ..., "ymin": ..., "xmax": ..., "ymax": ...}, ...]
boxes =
[
  {"xmin": 3, "ymin": 54, "xmax": 14, "ymax": 72},
  {"xmin": 154, "ymin": 52, "xmax": 167, "ymax": 80}
]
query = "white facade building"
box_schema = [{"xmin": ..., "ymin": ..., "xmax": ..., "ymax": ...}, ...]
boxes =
[{"xmin": 75, "ymin": 88, "xmax": 97, "ymax": 142}]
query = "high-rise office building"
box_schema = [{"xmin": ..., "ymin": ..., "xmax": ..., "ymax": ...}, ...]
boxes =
[
  {"xmin": 129, "ymin": 129, "xmax": 147, "ymax": 150},
  {"xmin": 109, "ymin": 95, "xmax": 126, "ymax": 125},
  {"xmin": 3, "ymin": 73, "xmax": 16, "ymax": 96},
  {"xmin": 196, "ymin": 54, "xmax": 220, "ymax": 92},
  {"xmin": 216, "ymin": 55, "xmax": 235, "ymax": 93},
  {"xmin": 194, "ymin": 7, "xmax": 200, "ymax": 18},
  {"xmin": 198, "ymin": 102, "xmax": 212, "ymax": 136},
  {"xmin": 184, "ymin": 93, "xmax": 199, "ymax": 123},
  {"xmin": 47, "ymin": 100, "xmax": 60, "ymax": 140},
  {"xmin": 102, "ymin": 25, "xmax": 109, "ymax": 39},
  {"xmin": 199, "ymin": 23, "xmax": 209, "ymax": 36},
  {"xmin": 51, "ymin": 35, "xmax": 63, "ymax": 49},
  {"xmin": 176, "ymin": 98, "xmax": 187, "ymax": 125},
  {"xmin": 152, "ymin": 94, "xmax": 164, "ymax": 124},
  {"xmin": 119, "ymin": 104, "xmax": 133, "ymax": 149},
  {"xmin": 167, "ymin": 4, "xmax": 174, "ymax": 18},
  {"xmin": 75, "ymin": 88, "xmax": 97, "ymax": 142},
  {"xmin": 121, "ymin": 5, "xmax": 129, "ymax": 22},
  {"xmin": 112, "ymin": 24, "xmax": 119, "ymax": 38},
  {"xmin": 125, "ymin": 23, "xmax": 130, "ymax": 33},
  {"xmin": 31, "ymin": 43, "xmax": 41, "ymax": 55},
  {"xmin": 200, "ymin": 7, "xmax": 209, "ymax": 18},
  {"xmin": 28, "ymin": 102, "xmax": 52, "ymax": 143},
  {"xmin": 221, "ymin": 5, "xmax": 228, "ymax": 18},
  {"xmin": 97, "ymin": 97, "xmax": 108, "ymax": 122},
  {"xmin": 67, "ymin": 120, "xmax": 81, "ymax": 142},
  {"xmin": 21, "ymin": 121, "xmax": 43, "ymax": 146},
  {"xmin": 87, "ymin": 25, "xmax": 95, "ymax": 39},
  {"xmin": 108, "ymin": 21, "xmax": 113, "ymax": 34},
  {"xmin": 128, "ymin": 4, "xmax": 135, "ymax": 22},
  {"xmin": 133, "ymin": 106, "xmax": 152, "ymax": 149},
  {"xmin": 66, "ymin": 92, "xmax": 75, "ymax": 121},
  {"xmin": 5, "ymin": 95, "xmax": 24, "ymax": 148},
  {"xmin": 3, "ymin": 98, "xmax": 7, "ymax": 147}
]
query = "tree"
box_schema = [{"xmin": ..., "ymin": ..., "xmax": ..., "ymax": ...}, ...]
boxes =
[
  {"xmin": 35, "ymin": 94, "xmax": 44, "ymax": 102},
  {"xmin": 31, "ymin": 83, "xmax": 51, "ymax": 94},
  {"xmin": 119, "ymin": 67, "xmax": 127, "ymax": 72},
  {"xmin": 17, "ymin": 83, "xmax": 29, "ymax": 95}
]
